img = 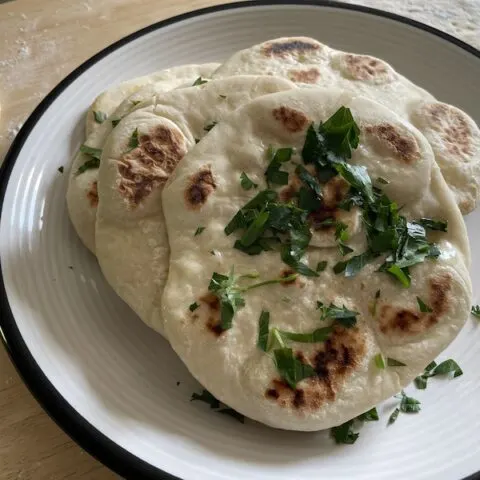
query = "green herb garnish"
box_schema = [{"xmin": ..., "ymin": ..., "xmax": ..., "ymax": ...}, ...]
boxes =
[
  {"xmin": 273, "ymin": 347, "xmax": 316, "ymax": 389},
  {"xmin": 80, "ymin": 144, "xmax": 102, "ymax": 160},
  {"xmin": 192, "ymin": 77, "xmax": 208, "ymax": 86},
  {"xmin": 317, "ymin": 301, "xmax": 358, "ymax": 328},
  {"xmin": 265, "ymin": 146, "xmax": 292, "ymax": 186},
  {"xmin": 191, "ymin": 389, "xmax": 244, "ymax": 423},
  {"xmin": 240, "ymin": 172, "xmax": 258, "ymax": 190},
  {"xmin": 414, "ymin": 358, "xmax": 463, "ymax": 390},
  {"xmin": 191, "ymin": 389, "xmax": 220, "ymax": 408},
  {"xmin": 397, "ymin": 390, "xmax": 421, "ymax": 413},
  {"xmin": 93, "ymin": 110, "xmax": 107, "ymax": 124},
  {"xmin": 374, "ymin": 353, "xmax": 386, "ymax": 369},
  {"xmin": 257, "ymin": 310, "xmax": 270, "ymax": 352},
  {"xmin": 417, "ymin": 296, "xmax": 433, "ymax": 313},
  {"xmin": 316, "ymin": 261, "xmax": 327, "ymax": 272},
  {"xmin": 194, "ymin": 226, "xmax": 205, "ymax": 236},
  {"xmin": 331, "ymin": 419, "xmax": 359, "ymax": 444},
  {"xmin": 471, "ymin": 305, "xmax": 480, "ymax": 318},
  {"xmin": 207, "ymin": 268, "xmax": 297, "ymax": 331},
  {"xmin": 377, "ymin": 177, "xmax": 389, "ymax": 185},
  {"xmin": 388, "ymin": 408, "xmax": 400, "ymax": 425},
  {"xmin": 128, "ymin": 128, "xmax": 139, "ymax": 151},
  {"xmin": 57, "ymin": 166, "xmax": 64, "ymax": 173},
  {"xmin": 189, "ymin": 302, "xmax": 199, "ymax": 312},
  {"xmin": 204, "ymin": 121, "xmax": 217, "ymax": 132},
  {"xmin": 357, "ymin": 407, "xmax": 379, "ymax": 422},
  {"xmin": 111, "ymin": 117, "xmax": 121, "ymax": 127},
  {"xmin": 76, "ymin": 158, "xmax": 100, "ymax": 175},
  {"xmin": 387, "ymin": 358, "xmax": 406, "ymax": 367},
  {"xmin": 417, "ymin": 218, "xmax": 448, "ymax": 232}
]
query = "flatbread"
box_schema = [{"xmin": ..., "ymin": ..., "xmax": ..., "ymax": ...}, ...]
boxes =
[
  {"xmin": 67, "ymin": 63, "xmax": 218, "ymax": 253},
  {"xmin": 160, "ymin": 88, "xmax": 471, "ymax": 431},
  {"xmin": 213, "ymin": 37, "xmax": 480, "ymax": 214},
  {"xmin": 86, "ymin": 63, "xmax": 219, "ymax": 136},
  {"xmin": 95, "ymin": 76, "xmax": 296, "ymax": 335}
]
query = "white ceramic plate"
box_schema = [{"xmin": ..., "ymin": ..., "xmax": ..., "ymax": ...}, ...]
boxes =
[{"xmin": 1, "ymin": 2, "xmax": 480, "ymax": 479}]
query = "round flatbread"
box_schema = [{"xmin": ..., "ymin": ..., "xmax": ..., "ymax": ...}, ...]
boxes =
[
  {"xmin": 95, "ymin": 76, "xmax": 296, "ymax": 335},
  {"xmin": 160, "ymin": 88, "xmax": 471, "ymax": 431},
  {"xmin": 213, "ymin": 37, "xmax": 480, "ymax": 214},
  {"xmin": 67, "ymin": 63, "xmax": 219, "ymax": 253},
  {"xmin": 86, "ymin": 63, "xmax": 219, "ymax": 136}
]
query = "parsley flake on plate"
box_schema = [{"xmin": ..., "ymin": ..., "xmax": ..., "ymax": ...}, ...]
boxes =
[
  {"xmin": 417, "ymin": 296, "xmax": 433, "ymax": 313},
  {"xmin": 192, "ymin": 77, "xmax": 208, "ymax": 86},
  {"xmin": 331, "ymin": 419, "xmax": 359, "ymax": 444},
  {"xmin": 194, "ymin": 226, "xmax": 205, "ymax": 236},
  {"xmin": 471, "ymin": 305, "xmax": 480, "ymax": 318},
  {"xmin": 93, "ymin": 110, "xmax": 107, "ymax": 124}
]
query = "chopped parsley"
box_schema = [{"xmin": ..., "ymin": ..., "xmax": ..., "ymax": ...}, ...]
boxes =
[
  {"xmin": 417, "ymin": 218, "xmax": 448, "ymax": 232},
  {"xmin": 240, "ymin": 172, "xmax": 258, "ymax": 190},
  {"xmin": 192, "ymin": 77, "xmax": 208, "ymax": 86},
  {"xmin": 80, "ymin": 144, "xmax": 102, "ymax": 160},
  {"xmin": 335, "ymin": 222, "xmax": 353, "ymax": 256},
  {"xmin": 191, "ymin": 389, "xmax": 219, "ymax": 408},
  {"xmin": 357, "ymin": 407, "xmax": 379, "ymax": 422},
  {"xmin": 387, "ymin": 358, "xmax": 406, "ymax": 367},
  {"xmin": 189, "ymin": 302, "xmax": 199, "ymax": 312},
  {"xmin": 191, "ymin": 389, "xmax": 244, "ymax": 423},
  {"xmin": 111, "ymin": 117, "xmax": 121, "ymax": 128},
  {"xmin": 204, "ymin": 121, "xmax": 217, "ymax": 132},
  {"xmin": 274, "ymin": 347, "xmax": 316, "ymax": 389},
  {"xmin": 265, "ymin": 146, "xmax": 292, "ymax": 186},
  {"xmin": 57, "ymin": 166, "xmax": 64, "ymax": 173},
  {"xmin": 388, "ymin": 408, "xmax": 400, "ymax": 425},
  {"xmin": 388, "ymin": 391, "xmax": 420, "ymax": 425},
  {"xmin": 397, "ymin": 390, "xmax": 421, "ymax": 413},
  {"xmin": 276, "ymin": 326, "xmax": 334, "ymax": 344},
  {"xmin": 93, "ymin": 110, "xmax": 107, "ymax": 124},
  {"xmin": 414, "ymin": 358, "xmax": 463, "ymax": 389},
  {"xmin": 207, "ymin": 268, "xmax": 297, "ymax": 331},
  {"xmin": 377, "ymin": 177, "xmax": 389, "ymax": 185},
  {"xmin": 194, "ymin": 226, "xmax": 205, "ymax": 236},
  {"xmin": 257, "ymin": 310, "xmax": 270, "ymax": 352},
  {"xmin": 471, "ymin": 305, "xmax": 480, "ymax": 318},
  {"xmin": 331, "ymin": 419, "xmax": 359, "ymax": 444},
  {"xmin": 77, "ymin": 144, "xmax": 102, "ymax": 174},
  {"xmin": 219, "ymin": 94, "xmax": 227, "ymax": 99},
  {"xmin": 128, "ymin": 128, "xmax": 139, "ymax": 151},
  {"xmin": 417, "ymin": 296, "xmax": 433, "ymax": 313},
  {"xmin": 316, "ymin": 261, "xmax": 328, "ymax": 272},
  {"xmin": 317, "ymin": 301, "xmax": 358, "ymax": 328}
]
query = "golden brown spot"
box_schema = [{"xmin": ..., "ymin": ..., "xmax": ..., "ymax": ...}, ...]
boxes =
[
  {"xmin": 118, "ymin": 125, "xmax": 186, "ymax": 207},
  {"xmin": 365, "ymin": 123, "xmax": 421, "ymax": 164},
  {"xmin": 87, "ymin": 181, "xmax": 98, "ymax": 207},
  {"xmin": 344, "ymin": 54, "xmax": 393, "ymax": 82},
  {"xmin": 422, "ymin": 103, "xmax": 473, "ymax": 158},
  {"xmin": 280, "ymin": 185, "xmax": 297, "ymax": 202},
  {"xmin": 280, "ymin": 269, "xmax": 298, "ymax": 287},
  {"xmin": 262, "ymin": 39, "xmax": 320, "ymax": 58},
  {"xmin": 308, "ymin": 176, "xmax": 350, "ymax": 230},
  {"xmin": 265, "ymin": 326, "xmax": 366, "ymax": 412},
  {"xmin": 288, "ymin": 68, "xmax": 321, "ymax": 84},
  {"xmin": 195, "ymin": 292, "xmax": 224, "ymax": 336},
  {"xmin": 378, "ymin": 273, "xmax": 452, "ymax": 335},
  {"xmin": 184, "ymin": 168, "xmax": 216, "ymax": 210},
  {"xmin": 272, "ymin": 106, "xmax": 308, "ymax": 133}
]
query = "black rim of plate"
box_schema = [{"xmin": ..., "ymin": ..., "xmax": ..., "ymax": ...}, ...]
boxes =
[{"xmin": 0, "ymin": 1, "xmax": 479, "ymax": 479}]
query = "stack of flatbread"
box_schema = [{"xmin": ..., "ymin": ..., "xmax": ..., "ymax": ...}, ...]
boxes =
[{"xmin": 67, "ymin": 37, "xmax": 478, "ymax": 431}]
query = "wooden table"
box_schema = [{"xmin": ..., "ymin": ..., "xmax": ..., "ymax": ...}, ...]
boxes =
[
  {"xmin": 0, "ymin": 1, "xmax": 236, "ymax": 478},
  {"xmin": 1, "ymin": 0, "xmax": 478, "ymax": 479}
]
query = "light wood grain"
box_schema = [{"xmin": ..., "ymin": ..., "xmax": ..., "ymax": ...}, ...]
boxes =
[{"xmin": 0, "ymin": 1, "xmax": 235, "ymax": 478}]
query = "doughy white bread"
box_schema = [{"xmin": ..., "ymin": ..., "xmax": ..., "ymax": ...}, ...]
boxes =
[
  {"xmin": 213, "ymin": 37, "xmax": 480, "ymax": 213},
  {"xmin": 95, "ymin": 76, "xmax": 296, "ymax": 335},
  {"xmin": 86, "ymin": 63, "xmax": 219, "ymax": 136},
  {"xmin": 67, "ymin": 63, "xmax": 219, "ymax": 253},
  {"xmin": 160, "ymin": 88, "xmax": 471, "ymax": 431}
]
